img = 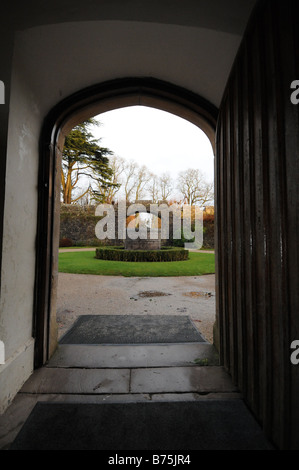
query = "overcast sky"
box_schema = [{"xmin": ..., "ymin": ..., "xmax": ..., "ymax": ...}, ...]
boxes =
[{"xmin": 92, "ymin": 106, "xmax": 215, "ymax": 183}]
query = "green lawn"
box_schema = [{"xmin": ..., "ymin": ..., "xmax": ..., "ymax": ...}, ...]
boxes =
[{"xmin": 58, "ymin": 250, "xmax": 215, "ymax": 277}]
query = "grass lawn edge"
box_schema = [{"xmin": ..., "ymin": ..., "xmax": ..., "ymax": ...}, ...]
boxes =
[{"xmin": 58, "ymin": 250, "xmax": 215, "ymax": 277}]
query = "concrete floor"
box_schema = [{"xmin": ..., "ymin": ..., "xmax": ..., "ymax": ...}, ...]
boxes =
[
  {"xmin": 0, "ymin": 271, "xmax": 221, "ymax": 449},
  {"xmin": 0, "ymin": 271, "xmax": 273, "ymax": 450},
  {"xmin": 0, "ymin": 341, "xmax": 244, "ymax": 450}
]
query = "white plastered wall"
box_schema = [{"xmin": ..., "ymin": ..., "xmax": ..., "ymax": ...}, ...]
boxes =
[{"xmin": 0, "ymin": 50, "xmax": 42, "ymax": 413}]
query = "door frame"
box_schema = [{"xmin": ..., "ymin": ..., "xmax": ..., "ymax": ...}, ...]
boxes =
[{"xmin": 33, "ymin": 77, "xmax": 218, "ymax": 368}]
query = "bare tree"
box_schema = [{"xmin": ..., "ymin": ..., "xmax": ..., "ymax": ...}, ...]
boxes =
[
  {"xmin": 134, "ymin": 165, "xmax": 152, "ymax": 201},
  {"xmin": 177, "ymin": 168, "xmax": 214, "ymax": 206},
  {"xmin": 159, "ymin": 172, "xmax": 173, "ymax": 201},
  {"xmin": 123, "ymin": 160, "xmax": 137, "ymax": 202},
  {"xmin": 94, "ymin": 155, "xmax": 125, "ymax": 203},
  {"xmin": 147, "ymin": 173, "xmax": 160, "ymax": 203},
  {"xmin": 122, "ymin": 160, "xmax": 151, "ymax": 202}
]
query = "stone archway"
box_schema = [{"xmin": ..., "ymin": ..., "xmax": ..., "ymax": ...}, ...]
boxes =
[{"xmin": 34, "ymin": 77, "xmax": 217, "ymax": 367}]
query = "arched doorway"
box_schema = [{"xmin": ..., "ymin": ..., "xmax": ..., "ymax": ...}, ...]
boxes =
[{"xmin": 34, "ymin": 77, "xmax": 218, "ymax": 368}]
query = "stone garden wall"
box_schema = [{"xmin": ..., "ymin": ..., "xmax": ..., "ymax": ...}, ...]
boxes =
[
  {"xmin": 59, "ymin": 204, "xmax": 107, "ymax": 247},
  {"xmin": 59, "ymin": 203, "xmax": 214, "ymax": 248}
]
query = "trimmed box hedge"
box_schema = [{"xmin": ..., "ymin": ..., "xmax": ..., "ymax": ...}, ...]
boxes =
[{"xmin": 95, "ymin": 246, "xmax": 189, "ymax": 262}]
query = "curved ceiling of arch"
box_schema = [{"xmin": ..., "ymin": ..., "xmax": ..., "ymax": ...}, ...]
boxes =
[
  {"xmin": 10, "ymin": 0, "xmax": 257, "ymax": 152},
  {"xmin": 13, "ymin": 19, "xmax": 243, "ymax": 112},
  {"xmin": 4, "ymin": 0, "xmax": 257, "ymax": 35}
]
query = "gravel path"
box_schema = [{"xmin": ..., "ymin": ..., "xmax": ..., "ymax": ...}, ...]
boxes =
[{"xmin": 56, "ymin": 273, "xmax": 216, "ymax": 344}]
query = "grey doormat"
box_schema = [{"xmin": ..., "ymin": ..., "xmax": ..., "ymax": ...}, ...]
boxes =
[
  {"xmin": 59, "ymin": 315, "xmax": 205, "ymax": 345},
  {"xmin": 10, "ymin": 401, "xmax": 273, "ymax": 450}
]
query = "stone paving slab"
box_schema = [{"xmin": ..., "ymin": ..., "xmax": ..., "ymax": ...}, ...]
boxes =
[
  {"xmin": 48, "ymin": 343, "xmax": 219, "ymax": 368},
  {"xmin": 130, "ymin": 366, "xmax": 238, "ymax": 394},
  {"xmin": 20, "ymin": 365, "xmax": 236, "ymax": 396},
  {"xmin": 20, "ymin": 368, "xmax": 130, "ymax": 394}
]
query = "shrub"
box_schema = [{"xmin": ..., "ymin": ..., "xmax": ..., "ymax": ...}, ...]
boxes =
[
  {"xmin": 203, "ymin": 213, "xmax": 215, "ymax": 249},
  {"xmin": 95, "ymin": 246, "xmax": 189, "ymax": 262},
  {"xmin": 171, "ymin": 228, "xmax": 196, "ymax": 247},
  {"xmin": 59, "ymin": 237, "xmax": 73, "ymax": 247}
]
